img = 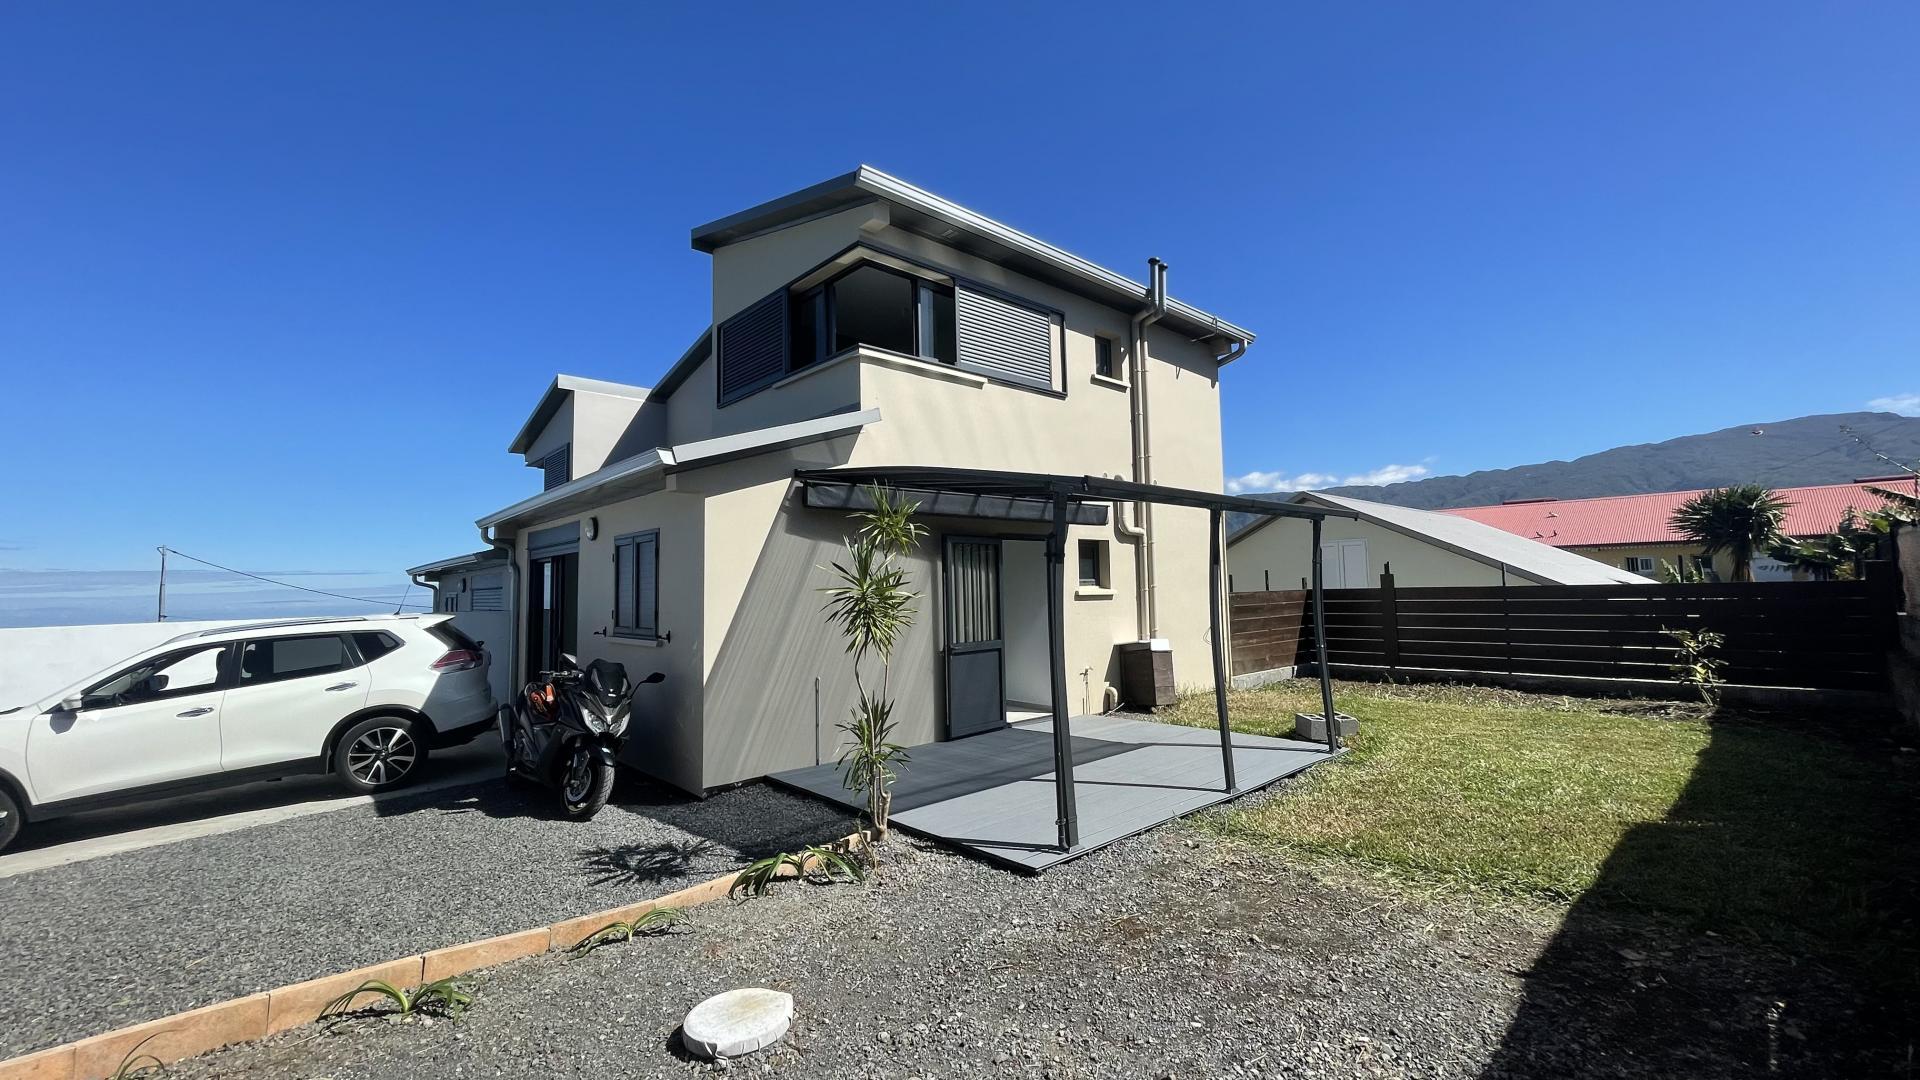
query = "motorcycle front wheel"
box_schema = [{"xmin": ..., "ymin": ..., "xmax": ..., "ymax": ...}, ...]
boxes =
[{"xmin": 560, "ymin": 745, "xmax": 615, "ymax": 820}]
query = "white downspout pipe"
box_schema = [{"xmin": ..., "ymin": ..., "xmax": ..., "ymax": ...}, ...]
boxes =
[
  {"xmin": 478, "ymin": 524, "xmax": 519, "ymax": 685},
  {"xmin": 1127, "ymin": 258, "xmax": 1167, "ymax": 639}
]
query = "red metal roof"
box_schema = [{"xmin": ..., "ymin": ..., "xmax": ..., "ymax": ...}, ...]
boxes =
[{"xmin": 1442, "ymin": 478, "xmax": 1920, "ymax": 548}]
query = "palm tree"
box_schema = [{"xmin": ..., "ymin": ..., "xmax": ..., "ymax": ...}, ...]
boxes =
[{"xmin": 1667, "ymin": 485, "xmax": 1791, "ymax": 583}]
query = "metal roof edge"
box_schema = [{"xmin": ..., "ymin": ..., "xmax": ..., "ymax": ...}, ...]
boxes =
[{"xmin": 691, "ymin": 165, "xmax": 1255, "ymax": 347}]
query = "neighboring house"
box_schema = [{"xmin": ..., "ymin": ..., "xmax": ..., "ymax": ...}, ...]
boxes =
[
  {"xmin": 406, "ymin": 549, "xmax": 514, "ymax": 703},
  {"xmin": 1444, "ymin": 476, "xmax": 1920, "ymax": 582},
  {"xmin": 463, "ymin": 166, "xmax": 1255, "ymax": 796},
  {"xmin": 1227, "ymin": 492, "xmax": 1654, "ymax": 592}
]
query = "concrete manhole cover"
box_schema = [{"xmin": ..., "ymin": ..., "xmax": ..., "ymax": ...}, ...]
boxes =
[{"xmin": 681, "ymin": 987, "xmax": 793, "ymax": 1060}]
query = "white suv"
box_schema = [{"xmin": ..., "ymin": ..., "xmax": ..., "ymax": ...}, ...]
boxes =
[{"xmin": 0, "ymin": 614, "xmax": 494, "ymax": 853}]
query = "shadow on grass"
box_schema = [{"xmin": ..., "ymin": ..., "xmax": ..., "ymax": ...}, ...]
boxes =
[{"xmin": 1480, "ymin": 710, "xmax": 1920, "ymax": 1078}]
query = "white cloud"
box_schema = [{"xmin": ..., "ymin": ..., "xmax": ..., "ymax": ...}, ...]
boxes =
[
  {"xmin": 1225, "ymin": 462, "xmax": 1432, "ymax": 495},
  {"xmin": 1869, "ymin": 393, "xmax": 1920, "ymax": 417}
]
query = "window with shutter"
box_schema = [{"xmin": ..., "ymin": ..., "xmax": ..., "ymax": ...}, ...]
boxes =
[
  {"xmin": 716, "ymin": 290, "xmax": 790, "ymax": 404},
  {"xmin": 955, "ymin": 286, "xmax": 1061, "ymax": 391},
  {"xmin": 537, "ymin": 445, "xmax": 571, "ymax": 490},
  {"xmin": 612, "ymin": 530, "xmax": 661, "ymax": 640}
]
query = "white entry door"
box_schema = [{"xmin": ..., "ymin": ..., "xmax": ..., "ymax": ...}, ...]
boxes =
[{"xmin": 1320, "ymin": 539, "xmax": 1369, "ymax": 589}]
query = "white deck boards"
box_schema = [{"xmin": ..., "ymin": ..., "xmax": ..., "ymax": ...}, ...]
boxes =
[{"xmin": 769, "ymin": 713, "xmax": 1340, "ymax": 872}]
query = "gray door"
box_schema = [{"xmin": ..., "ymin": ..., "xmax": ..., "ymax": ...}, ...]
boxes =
[{"xmin": 945, "ymin": 538, "xmax": 1007, "ymax": 739}]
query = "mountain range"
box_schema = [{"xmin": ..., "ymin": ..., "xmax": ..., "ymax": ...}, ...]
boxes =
[{"xmin": 1236, "ymin": 411, "xmax": 1920, "ymax": 517}]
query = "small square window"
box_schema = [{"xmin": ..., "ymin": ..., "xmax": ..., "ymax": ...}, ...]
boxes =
[
  {"xmin": 1078, "ymin": 539, "xmax": 1105, "ymax": 587},
  {"xmin": 1093, "ymin": 337, "xmax": 1116, "ymax": 380}
]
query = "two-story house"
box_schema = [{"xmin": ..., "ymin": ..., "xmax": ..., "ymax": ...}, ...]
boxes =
[{"xmin": 468, "ymin": 167, "xmax": 1261, "ymax": 797}]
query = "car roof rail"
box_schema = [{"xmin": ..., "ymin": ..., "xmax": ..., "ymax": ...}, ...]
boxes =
[{"xmin": 192, "ymin": 616, "xmax": 371, "ymax": 638}]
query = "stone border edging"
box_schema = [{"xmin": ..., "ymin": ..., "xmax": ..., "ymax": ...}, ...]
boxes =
[{"xmin": 0, "ymin": 829, "xmax": 870, "ymax": 1080}]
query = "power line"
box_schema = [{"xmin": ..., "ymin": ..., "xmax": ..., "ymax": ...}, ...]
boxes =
[
  {"xmin": 161, "ymin": 547, "xmax": 430, "ymax": 611},
  {"xmin": 1751, "ymin": 417, "xmax": 1913, "ymax": 486}
]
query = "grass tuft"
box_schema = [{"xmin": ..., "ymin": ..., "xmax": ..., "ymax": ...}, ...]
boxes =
[
  {"xmin": 323, "ymin": 976, "xmax": 473, "ymax": 1020},
  {"xmin": 570, "ymin": 906, "xmax": 690, "ymax": 954}
]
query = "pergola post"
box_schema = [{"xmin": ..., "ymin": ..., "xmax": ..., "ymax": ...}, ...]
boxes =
[
  {"xmin": 1309, "ymin": 516, "xmax": 1338, "ymax": 753},
  {"xmin": 1045, "ymin": 485, "xmax": 1079, "ymax": 851},
  {"xmin": 1208, "ymin": 508, "xmax": 1236, "ymax": 792}
]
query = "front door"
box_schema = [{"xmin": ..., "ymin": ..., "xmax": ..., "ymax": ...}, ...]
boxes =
[
  {"xmin": 525, "ymin": 552, "xmax": 579, "ymax": 679},
  {"xmin": 26, "ymin": 642, "xmax": 231, "ymax": 804},
  {"xmin": 944, "ymin": 537, "xmax": 1007, "ymax": 739}
]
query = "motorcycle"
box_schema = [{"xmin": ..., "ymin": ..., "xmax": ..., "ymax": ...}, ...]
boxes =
[{"xmin": 498, "ymin": 653, "xmax": 664, "ymax": 820}]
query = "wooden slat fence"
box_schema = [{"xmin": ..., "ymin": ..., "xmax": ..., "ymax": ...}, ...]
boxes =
[
  {"xmin": 1228, "ymin": 589, "xmax": 1307, "ymax": 676},
  {"xmin": 1231, "ymin": 577, "xmax": 1899, "ymax": 692}
]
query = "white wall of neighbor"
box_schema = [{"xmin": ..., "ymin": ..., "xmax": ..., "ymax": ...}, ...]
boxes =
[{"xmin": 0, "ymin": 620, "xmax": 256, "ymax": 709}]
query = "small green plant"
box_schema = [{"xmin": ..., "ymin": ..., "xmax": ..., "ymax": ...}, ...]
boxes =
[
  {"xmin": 729, "ymin": 844, "xmax": 868, "ymax": 900},
  {"xmin": 109, "ymin": 1032, "xmax": 169, "ymax": 1079},
  {"xmin": 324, "ymin": 976, "xmax": 473, "ymax": 1020},
  {"xmin": 1662, "ymin": 626, "xmax": 1727, "ymax": 706},
  {"xmin": 1658, "ymin": 558, "xmax": 1705, "ymax": 584},
  {"xmin": 569, "ymin": 906, "xmax": 689, "ymax": 954}
]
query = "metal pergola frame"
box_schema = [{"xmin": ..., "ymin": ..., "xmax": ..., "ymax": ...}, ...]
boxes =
[{"xmin": 794, "ymin": 466, "xmax": 1359, "ymax": 854}]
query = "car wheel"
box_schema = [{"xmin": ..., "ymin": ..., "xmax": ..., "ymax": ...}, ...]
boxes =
[
  {"xmin": 0, "ymin": 788, "xmax": 20, "ymax": 853},
  {"xmin": 334, "ymin": 716, "xmax": 427, "ymax": 794}
]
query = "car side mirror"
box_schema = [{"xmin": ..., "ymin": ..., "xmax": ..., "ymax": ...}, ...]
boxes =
[
  {"xmin": 642, "ymin": 671, "xmax": 665, "ymax": 685},
  {"xmin": 58, "ymin": 694, "xmax": 84, "ymax": 713},
  {"xmin": 558, "ymin": 652, "xmax": 579, "ymax": 670},
  {"xmin": 141, "ymin": 674, "xmax": 169, "ymax": 695}
]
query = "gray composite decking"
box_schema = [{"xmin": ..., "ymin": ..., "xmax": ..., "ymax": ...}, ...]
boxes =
[{"xmin": 769, "ymin": 713, "xmax": 1341, "ymax": 872}]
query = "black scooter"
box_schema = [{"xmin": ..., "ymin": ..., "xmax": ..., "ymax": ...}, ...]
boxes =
[{"xmin": 498, "ymin": 654, "xmax": 663, "ymax": 820}]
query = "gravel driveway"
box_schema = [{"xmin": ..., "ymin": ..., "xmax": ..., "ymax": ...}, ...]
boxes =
[
  {"xmin": 0, "ymin": 775, "xmax": 855, "ymax": 1058},
  {"xmin": 157, "ymin": 791, "xmax": 1894, "ymax": 1080}
]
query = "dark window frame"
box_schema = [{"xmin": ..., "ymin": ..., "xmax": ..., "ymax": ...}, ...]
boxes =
[
  {"xmin": 715, "ymin": 242, "xmax": 1069, "ymax": 408},
  {"xmin": 1093, "ymin": 336, "xmax": 1118, "ymax": 381},
  {"xmin": 234, "ymin": 633, "xmax": 360, "ymax": 688},
  {"xmin": 1077, "ymin": 539, "xmax": 1106, "ymax": 587},
  {"xmin": 788, "ymin": 260, "xmax": 955, "ymax": 375},
  {"xmin": 611, "ymin": 529, "xmax": 661, "ymax": 641}
]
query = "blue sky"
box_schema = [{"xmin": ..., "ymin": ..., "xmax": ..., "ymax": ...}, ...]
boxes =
[{"xmin": 2, "ymin": 3, "xmax": 1916, "ymax": 623}]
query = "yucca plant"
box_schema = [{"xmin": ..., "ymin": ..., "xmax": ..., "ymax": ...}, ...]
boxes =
[
  {"xmin": 820, "ymin": 484, "xmax": 924, "ymax": 841},
  {"xmin": 728, "ymin": 844, "xmax": 868, "ymax": 900},
  {"xmin": 1667, "ymin": 485, "xmax": 1791, "ymax": 583},
  {"xmin": 569, "ymin": 906, "xmax": 688, "ymax": 954},
  {"xmin": 324, "ymin": 976, "xmax": 473, "ymax": 1020}
]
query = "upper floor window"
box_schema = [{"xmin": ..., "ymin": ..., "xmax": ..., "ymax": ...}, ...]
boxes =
[
  {"xmin": 790, "ymin": 264, "xmax": 955, "ymax": 372},
  {"xmin": 717, "ymin": 249, "xmax": 1061, "ymax": 405}
]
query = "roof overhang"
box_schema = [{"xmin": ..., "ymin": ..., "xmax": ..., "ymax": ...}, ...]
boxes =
[
  {"xmin": 507, "ymin": 375, "xmax": 653, "ymax": 455},
  {"xmin": 405, "ymin": 549, "xmax": 509, "ymax": 578},
  {"xmin": 690, "ymin": 166, "xmax": 1256, "ymax": 352},
  {"xmin": 790, "ymin": 467, "xmax": 1356, "ymax": 522},
  {"xmin": 479, "ymin": 408, "xmax": 882, "ymax": 534}
]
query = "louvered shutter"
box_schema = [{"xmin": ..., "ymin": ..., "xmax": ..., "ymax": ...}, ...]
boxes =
[
  {"xmin": 635, "ymin": 533, "xmax": 659, "ymax": 638},
  {"xmin": 716, "ymin": 290, "xmax": 789, "ymax": 403},
  {"xmin": 615, "ymin": 541, "xmax": 638, "ymax": 632},
  {"xmin": 955, "ymin": 287, "xmax": 1058, "ymax": 390}
]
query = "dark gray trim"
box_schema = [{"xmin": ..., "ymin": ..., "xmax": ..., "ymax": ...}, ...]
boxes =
[
  {"xmin": 28, "ymin": 757, "xmax": 329, "ymax": 821},
  {"xmin": 527, "ymin": 521, "xmax": 582, "ymax": 559},
  {"xmin": 649, "ymin": 326, "xmax": 713, "ymax": 402},
  {"xmin": 804, "ymin": 481, "xmax": 1107, "ymax": 526}
]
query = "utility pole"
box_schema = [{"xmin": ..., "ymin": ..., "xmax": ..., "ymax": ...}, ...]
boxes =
[{"xmin": 156, "ymin": 546, "xmax": 168, "ymax": 622}]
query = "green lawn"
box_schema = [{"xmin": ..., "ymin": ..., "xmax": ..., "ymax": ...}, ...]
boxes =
[{"xmin": 1166, "ymin": 680, "xmax": 1920, "ymax": 954}]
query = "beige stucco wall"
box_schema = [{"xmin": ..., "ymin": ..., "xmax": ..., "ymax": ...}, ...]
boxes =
[
  {"xmin": 523, "ymin": 390, "xmax": 661, "ymax": 477},
  {"xmin": 1565, "ymin": 544, "xmax": 1734, "ymax": 581},
  {"xmin": 508, "ymin": 484, "xmax": 707, "ymax": 793},
  {"xmin": 1227, "ymin": 517, "xmax": 1521, "ymax": 591}
]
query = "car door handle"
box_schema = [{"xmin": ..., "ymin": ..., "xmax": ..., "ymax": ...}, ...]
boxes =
[
  {"xmin": 325, "ymin": 682, "xmax": 359, "ymax": 692},
  {"xmin": 176, "ymin": 707, "xmax": 214, "ymax": 718}
]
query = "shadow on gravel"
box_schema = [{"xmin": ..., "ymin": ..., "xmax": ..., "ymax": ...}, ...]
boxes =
[
  {"xmin": 1479, "ymin": 710, "xmax": 1920, "ymax": 1079},
  {"xmin": 579, "ymin": 838, "xmax": 719, "ymax": 886}
]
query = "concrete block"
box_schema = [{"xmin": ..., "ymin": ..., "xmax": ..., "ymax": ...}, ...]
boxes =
[{"xmin": 1295, "ymin": 711, "xmax": 1358, "ymax": 741}]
